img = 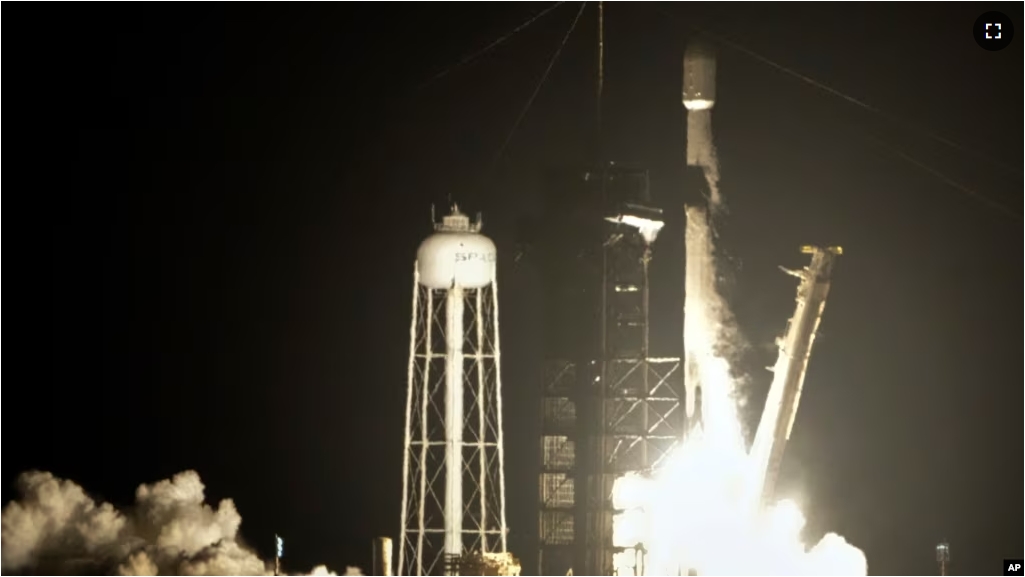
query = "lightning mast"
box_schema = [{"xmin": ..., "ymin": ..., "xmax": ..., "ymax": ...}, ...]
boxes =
[
  {"xmin": 399, "ymin": 206, "xmax": 509, "ymax": 576},
  {"xmin": 537, "ymin": 8, "xmax": 684, "ymax": 576}
]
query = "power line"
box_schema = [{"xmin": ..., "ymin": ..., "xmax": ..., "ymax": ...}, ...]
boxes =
[
  {"xmin": 416, "ymin": 2, "xmax": 567, "ymax": 91},
  {"xmin": 489, "ymin": 1, "xmax": 588, "ymax": 170},
  {"xmin": 692, "ymin": 25, "xmax": 1022, "ymax": 177},
  {"xmin": 863, "ymin": 134, "xmax": 1020, "ymax": 220},
  {"xmin": 597, "ymin": 0, "xmax": 605, "ymax": 137},
  {"xmin": 705, "ymin": 25, "xmax": 1021, "ymax": 220},
  {"xmin": 652, "ymin": 7, "xmax": 1022, "ymax": 177},
  {"xmin": 649, "ymin": 6, "xmax": 1020, "ymax": 221}
]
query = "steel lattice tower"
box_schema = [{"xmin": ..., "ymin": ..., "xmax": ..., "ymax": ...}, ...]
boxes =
[
  {"xmin": 399, "ymin": 206, "xmax": 509, "ymax": 576},
  {"xmin": 537, "ymin": 166, "xmax": 683, "ymax": 577}
]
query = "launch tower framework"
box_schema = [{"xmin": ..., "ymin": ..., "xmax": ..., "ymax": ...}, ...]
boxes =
[{"xmin": 536, "ymin": 166, "xmax": 683, "ymax": 576}]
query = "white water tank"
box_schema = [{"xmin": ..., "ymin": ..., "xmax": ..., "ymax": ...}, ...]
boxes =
[{"xmin": 416, "ymin": 206, "xmax": 497, "ymax": 290}]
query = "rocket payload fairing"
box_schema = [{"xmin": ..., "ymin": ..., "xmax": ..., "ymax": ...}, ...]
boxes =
[
  {"xmin": 682, "ymin": 39, "xmax": 718, "ymax": 173},
  {"xmin": 683, "ymin": 39, "xmax": 717, "ymax": 111}
]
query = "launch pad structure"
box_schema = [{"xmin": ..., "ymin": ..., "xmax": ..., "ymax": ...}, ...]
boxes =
[
  {"xmin": 532, "ymin": 24, "xmax": 720, "ymax": 577},
  {"xmin": 750, "ymin": 244, "xmax": 843, "ymax": 509},
  {"xmin": 536, "ymin": 165, "xmax": 685, "ymax": 577},
  {"xmin": 391, "ymin": 15, "xmax": 846, "ymax": 575},
  {"xmin": 535, "ymin": 189, "xmax": 844, "ymax": 576}
]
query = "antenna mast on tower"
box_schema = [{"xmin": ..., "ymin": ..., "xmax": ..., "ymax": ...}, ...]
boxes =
[
  {"xmin": 596, "ymin": 1, "xmax": 607, "ymax": 166},
  {"xmin": 596, "ymin": 1, "xmax": 605, "ymax": 142}
]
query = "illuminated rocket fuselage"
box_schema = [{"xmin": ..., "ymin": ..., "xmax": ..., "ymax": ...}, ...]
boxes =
[
  {"xmin": 682, "ymin": 206, "xmax": 711, "ymax": 427},
  {"xmin": 682, "ymin": 39, "xmax": 719, "ymax": 429}
]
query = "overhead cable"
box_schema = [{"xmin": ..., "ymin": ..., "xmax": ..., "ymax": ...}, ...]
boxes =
[
  {"xmin": 417, "ymin": 2, "xmax": 567, "ymax": 91},
  {"xmin": 692, "ymin": 23, "xmax": 1022, "ymax": 177},
  {"xmin": 489, "ymin": 1, "xmax": 588, "ymax": 170}
]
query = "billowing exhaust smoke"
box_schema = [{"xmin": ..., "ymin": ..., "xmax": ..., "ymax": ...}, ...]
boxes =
[{"xmin": 1, "ymin": 470, "xmax": 350, "ymax": 576}]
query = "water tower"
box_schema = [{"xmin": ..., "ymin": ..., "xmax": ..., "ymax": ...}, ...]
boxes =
[{"xmin": 399, "ymin": 205, "xmax": 509, "ymax": 576}]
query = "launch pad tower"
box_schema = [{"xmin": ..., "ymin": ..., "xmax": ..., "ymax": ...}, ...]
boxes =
[
  {"xmin": 536, "ymin": 166, "xmax": 683, "ymax": 576},
  {"xmin": 749, "ymin": 245, "xmax": 843, "ymax": 508}
]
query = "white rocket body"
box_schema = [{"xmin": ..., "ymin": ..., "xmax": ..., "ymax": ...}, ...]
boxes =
[
  {"xmin": 681, "ymin": 39, "xmax": 722, "ymax": 431},
  {"xmin": 682, "ymin": 40, "xmax": 720, "ymax": 197}
]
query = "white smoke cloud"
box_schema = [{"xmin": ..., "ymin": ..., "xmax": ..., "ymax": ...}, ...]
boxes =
[
  {"xmin": 1, "ymin": 470, "xmax": 338, "ymax": 576},
  {"xmin": 119, "ymin": 551, "xmax": 159, "ymax": 576},
  {"xmin": 0, "ymin": 470, "xmax": 130, "ymax": 572},
  {"xmin": 306, "ymin": 565, "xmax": 364, "ymax": 576}
]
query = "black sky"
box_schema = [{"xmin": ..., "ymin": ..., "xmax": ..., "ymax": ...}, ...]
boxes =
[{"xmin": 6, "ymin": 2, "xmax": 1022, "ymax": 576}]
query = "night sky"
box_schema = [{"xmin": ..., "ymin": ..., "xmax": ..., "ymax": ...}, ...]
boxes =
[{"xmin": 6, "ymin": 2, "xmax": 1022, "ymax": 576}]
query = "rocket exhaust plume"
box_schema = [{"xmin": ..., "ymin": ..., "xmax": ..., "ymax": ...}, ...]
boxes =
[
  {"xmin": 1, "ymin": 470, "xmax": 344, "ymax": 576},
  {"xmin": 614, "ymin": 213, "xmax": 866, "ymax": 575}
]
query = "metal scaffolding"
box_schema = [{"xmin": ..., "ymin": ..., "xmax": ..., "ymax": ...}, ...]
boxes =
[{"xmin": 537, "ymin": 166, "xmax": 683, "ymax": 577}]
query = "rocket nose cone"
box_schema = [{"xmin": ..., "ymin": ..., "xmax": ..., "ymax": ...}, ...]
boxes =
[{"xmin": 684, "ymin": 38, "xmax": 716, "ymax": 62}]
